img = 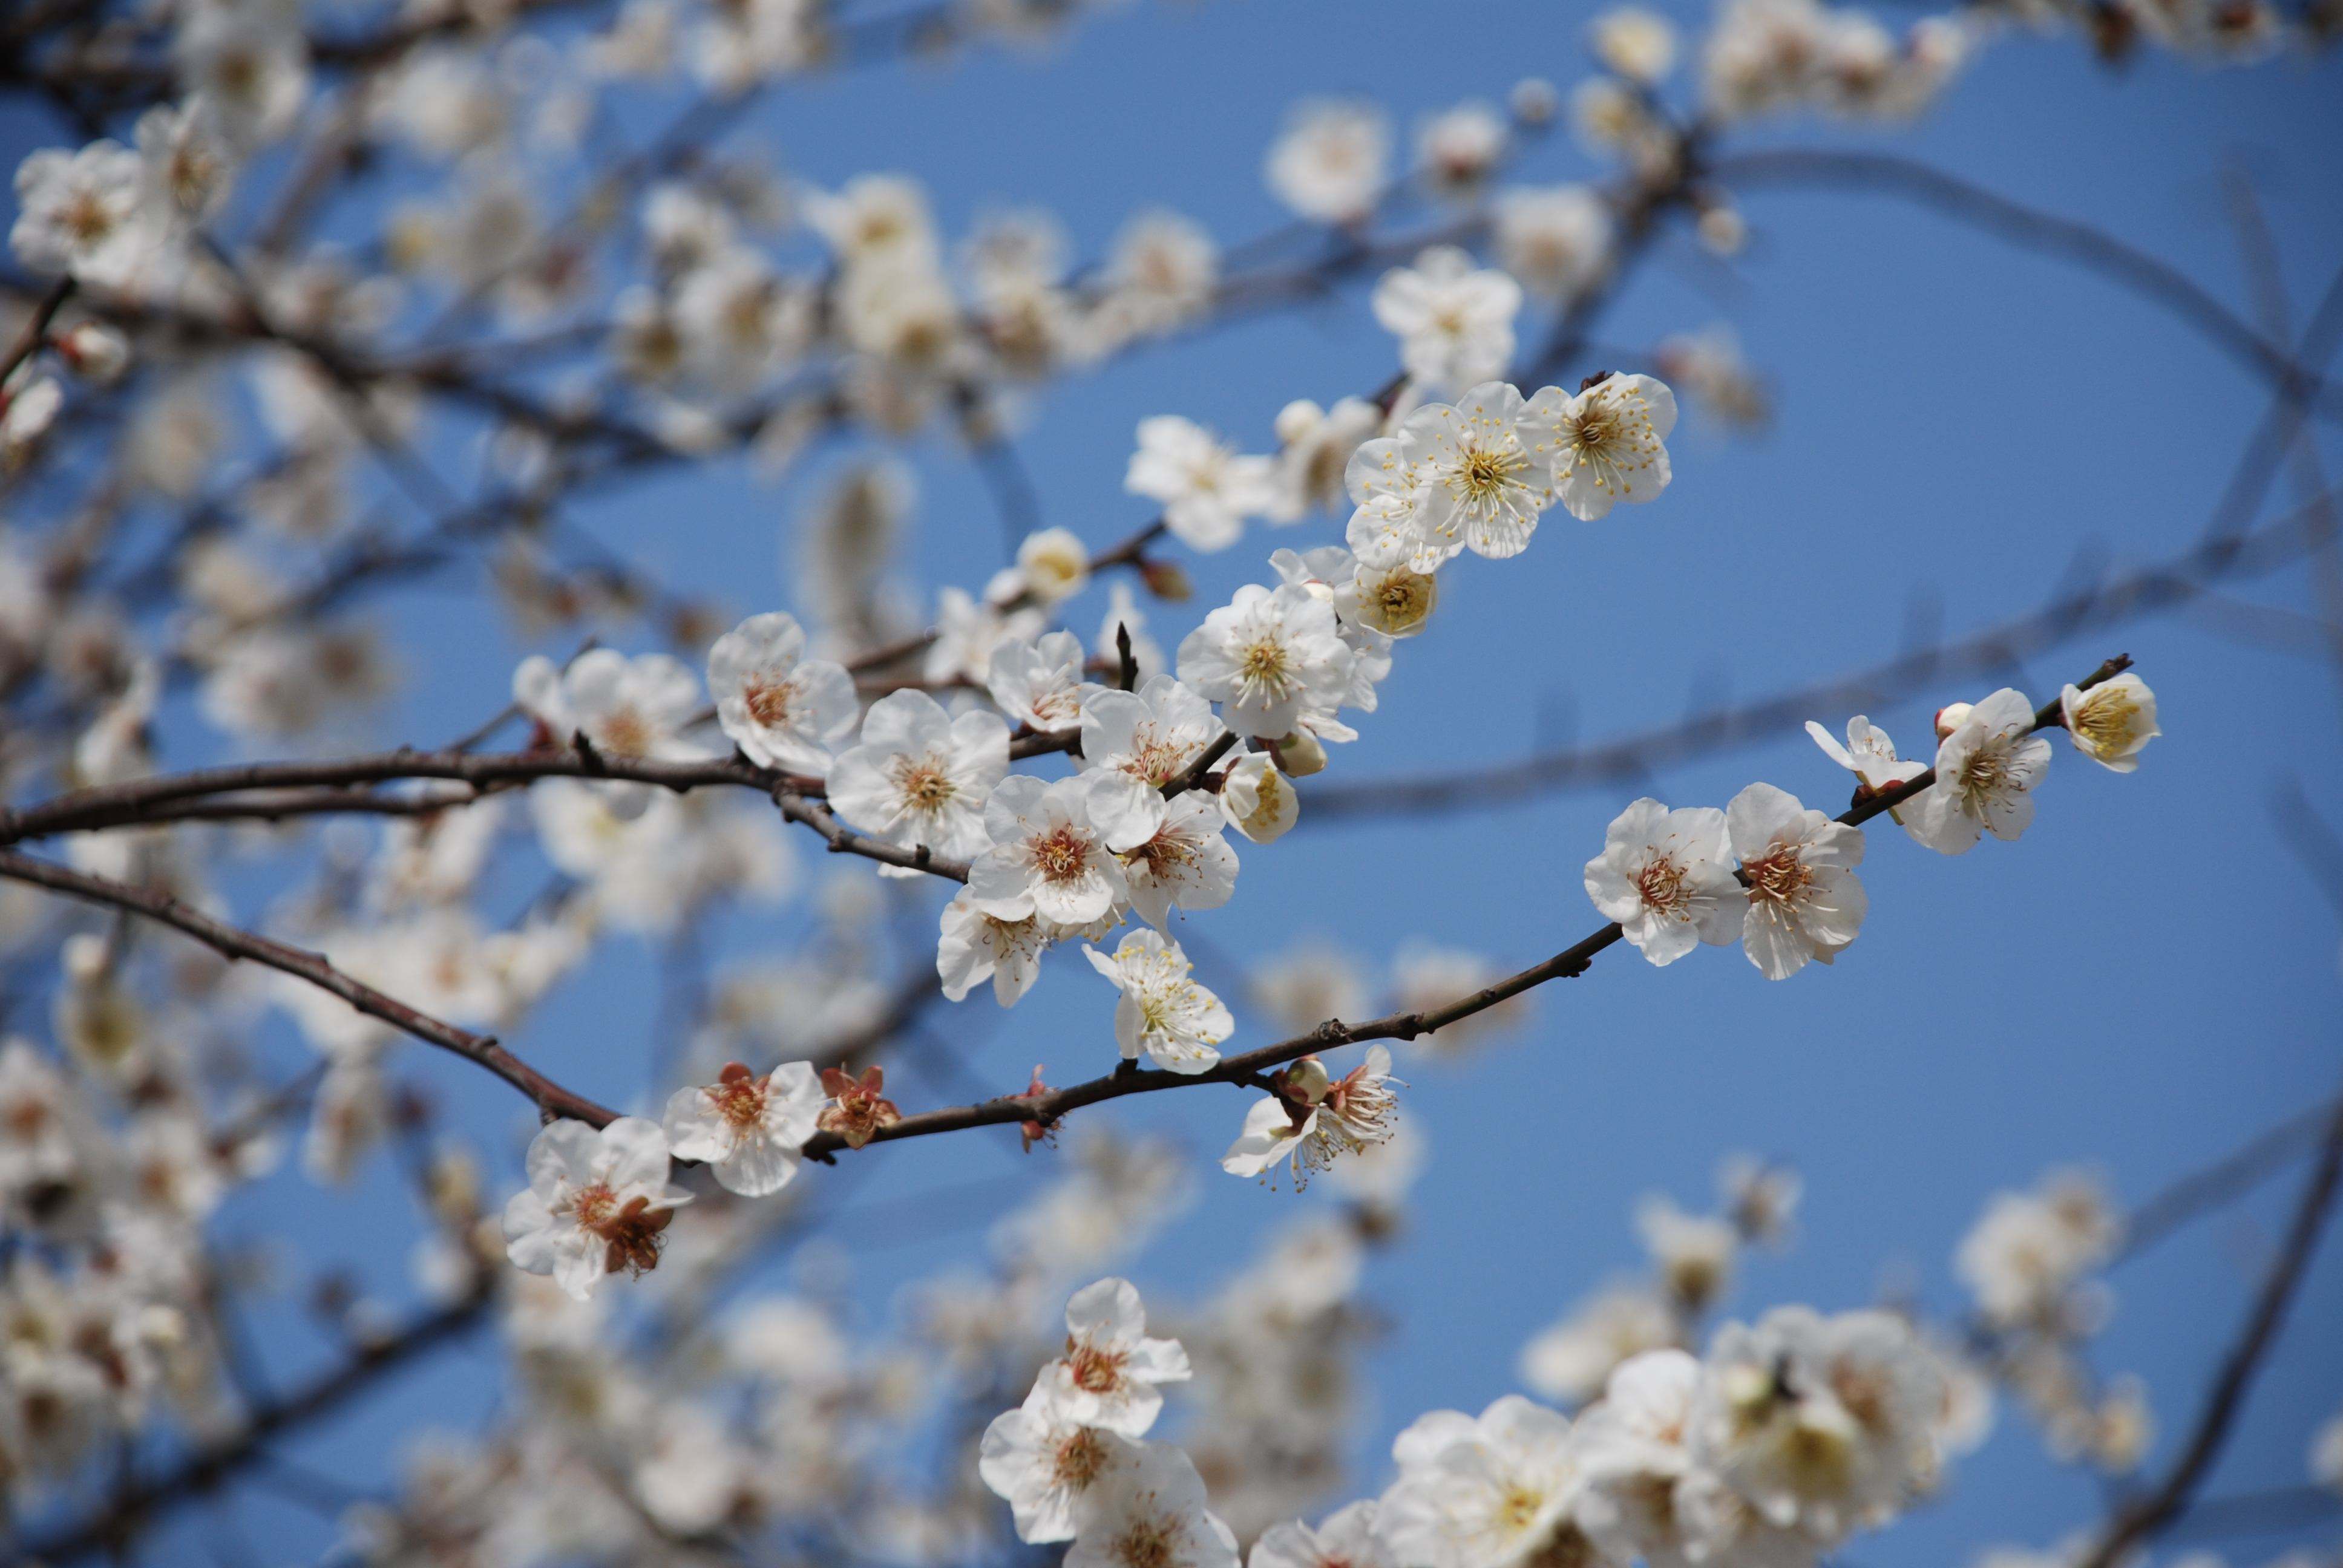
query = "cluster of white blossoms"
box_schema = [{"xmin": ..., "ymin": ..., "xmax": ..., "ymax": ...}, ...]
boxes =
[
  {"xmin": 980, "ymin": 1272, "xmax": 1976, "ymax": 1568},
  {"xmin": 1591, "ymin": 673, "xmax": 2159, "ymax": 978}
]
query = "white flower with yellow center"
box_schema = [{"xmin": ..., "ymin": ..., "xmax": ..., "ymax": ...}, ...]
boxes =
[
  {"xmin": 827, "ymin": 688, "xmax": 1010, "ymax": 864},
  {"xmin": 1726, "ymin": 782, "xmax": 1867, "ymax": 981},
  {"xmin": 989, "ymin": 630, "xmax": 1098, "ymax": 733},
  {"xmin": 1219, "ymin": 753, "xmax": 1299, "ymax": 843},
  {"xmin": 936, "ymin": 889, "xmax": 1055, "ymax": 1007},
  {"xmin": 1081, "ymin": 675, "xmax": 1225, "ymax": 788},
  {"xmin": 661, "ymin": 1060, "xmax": 824, "ymax": 1197},
  {"xmin": 1382, "ymin": 382, "xmax": 1556, "ymax": 561},
  {"xmin": 1527, "ymin": 373, "xmax": 1678, "ymax": 522},
  {"xmin": 2059, "ymin": 673, "xmax": 2158, "ymax": 773},
  {"xmin": 1083, "ymin": 929, "xmax": 1232, "ymax": 1074},
  {"xmin": 1034, "ymin": 1277, "xmax": 1193, "ymax": 1436},
  {"xmin": 980, "ymin": 1385, "xmax": 1141, "ymax": 1544},
  {"xmin": 1908, "ymin": 687, "xmax": 2051, "ymax": 855},
  {"xmin": 972, "ymin": 773, "xmax": 1144, "ymax": 927},
  {"xmin": 1126, "ymin": 414, "xmax": 1282, "ymax": 553},
  {"xmin": 1175, "ymin": 582, "xmax": 1354, "ymax": 739},
  {"xmin": 1377, "ymin": 1395, "xmax": 1593, "ymax": 1568},
  {"xmin": 1266, "ymin": 100, "xmax": 1391, "ymax": 224},
  {"xmin": 1584, "ymin": 798, "xmax": 1745, "ymax": 965},
  {"xmin": 1372, "ymin": 246, "xmax": 1521, "ymax": 391},
  {"xmin": 1064, "ymin": 1442, "xmax": 1237, "ymax": 1568},
  {"xmin": 1221, "ymin": 1047, "xmax": 1402, "ymax": 1189}
]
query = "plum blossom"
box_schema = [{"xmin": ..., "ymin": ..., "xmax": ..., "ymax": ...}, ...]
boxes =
[
  {"xmin": 1018, "ymin": 527, "xmax": 1092, "ymax": 604},
  {"xmin": 1805, "ymin": 716, "xmax": 1927, "ymax": 796},
  {"xmin": 1084, "ymin": 929, "xmax": 1233, "ymax": 1074},
  {"xmin": 1495, "ymin": 185, "xmax": 1614, "ymax": 301},
  {"xmin": 514, "ymin": 648, "xmax": 705, "ymax": 768},
  {"xmin": 1219, "ymin": 753, "xmax": 1299, "ymax": 843},
  {"xmin": 707, "ymin": 612, "xmax": 857, "ymax": 775},
  {"xmin": 661, "ymin": 1060, "xmax": 824, "ymax": 1197},
  {"xmin": 1377, "ymin": 1395, "xmax": 1594, "ymax": 1568},
  {"xmin": 1117, "ymin": 792, "xmax": 1239, "ymax": 929},
  {"xmin": 1368, "ymin": 381, "xmax": 1558, "ymax": 563},
  {"xmin": 1528, "ymin": 373, "xmax": 1677, "ymax": 522},
  {"xmin": 1032, "ymin": 1277, "xmax": 1192, "ymax": 1436},
  {"xmin": 989, "ymin": 630, "xmax": 1097, "ymax": 732},
  {"xmin": 1371, "ymin": 246, "xmax": 1520, "ymax": 391},
  {"xmin": 1250, "ymin": 1502, "xmax": 1391, "ymax": 1568},
  {"xmin": 1221, "ymin": 1048, "xmax": 1401, "ymax": 1189},
  {"xmin": 501, "ymin": 1117, "xmax": 692, "ymax": 1300},
  {"xmin": 1266, "ymin": 101, "xmax": 1391, "ymax": 224},
  {"xmin": 1081, "ymin": 676, "xmax": 1225, "ymax": 789},
  {"xmin": 980, "ymin": 1384, "xmax": 1142, "ymax": 1543},
  {"xmin": 1175, "ymin": 583, "xmax": 1354, "ymax": 740},
  {"xmin": 1127, "ymin": 416, "xmax": 1283, "ymax": 552},
  {"xmin": 1585, "ymin": 799, "xmax": 1745, "ymax": 965},
  {"xmin": 1065, "ymin": 1442, "xmax": 1239, "ymax": 1568},
  {"xmin": 816, "ymin": 1065, "xmax": 900, "ymax": 1149},
  {"xmin": 2059, "ymin": 673, "xmax": 2158, "ymax": 773},
  {"xmin": 972, "ymin": 774, "xmax": 1146, "ymax": 926},
  {"xmin": 827, "ymin": 689, "xmax": 1010, "ymax": 864},
  {"xmin": 1726, "ymin": 783, "xmax": 1867, "ymax": 979},
  {"xmin": 12, "ymin": 141, "xmax": 156, "ymax": 289},
  {"xmin": 937, "ymin": 889, "xmax": 1055, "ymax": 1005},
  {"xmin": 1908, "ymin": 688, "xmax": 2051, "ymax": 854}
]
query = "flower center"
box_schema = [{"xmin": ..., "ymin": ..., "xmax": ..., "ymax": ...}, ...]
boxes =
[
  {"xmin": 1239, "ymin": 636, "xmax": 1291, "ymax": 691},
  {"xmin": 2071, "ymin": 692, "xmax": 2137, "ymax": 751},
  {"xmin": 1052, "ymin": 1428, "xmax": 1109, "ymax": 1488},
  {"xmin": 597, "ymin": 707, "xmax": 652, "ymax": 756},
  {"xmin": 710, "ymin": 1074, "xmax": 768, "ymax": 1129},
  {"xmin": 892, "ymin": 756, "xmax": 957, "ymax": 812},
  {"xmin": 1032, "ymin": 827, "xmax": 1091, "ymax": 882},
  {"xmin": 1115, "ymin": 1515, "xmax": 1178, "ymax": 1568},
  {"xmin": 1634, "ymin": 853, "xmax": 1693, "ymax": 916},
  {"xmin": 1742, "ymin": 848, "xmax": 1814, "ymax": 905},
  {"xmin": 1457, "ymin": 443, "xmax": 1523, "ymax": 502},
  {"xmin": 1064, "ymin": 1339, "xmax": 1127, "ymax": 1393},
  {"xmin": 742, "ymin": 677, "xmax": 797, "ymax": 728}
]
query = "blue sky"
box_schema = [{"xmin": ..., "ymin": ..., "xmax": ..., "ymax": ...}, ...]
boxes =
[{"xmin": 21, "ymin": 0, "xmax": 2343, "ymax": 1561}]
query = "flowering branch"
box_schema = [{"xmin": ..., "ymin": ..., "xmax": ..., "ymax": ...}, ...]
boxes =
[{"xmin": 792, "ymin": 656, "xmax": 2133, "ymax": 1162}]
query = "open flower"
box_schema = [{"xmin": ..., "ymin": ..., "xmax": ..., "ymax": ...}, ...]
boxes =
[
  {"xmin": 989, "ymin": 630, "xmax": 1097, "ymax": 732},
  {"xmin": 980, "ymin": 1385, "xmax": 1142, "ymax": 1543},
  {"xmin": 1908, "ymin": 688, "xmax": 2051, "ymax": 854},
  {"xmin": 2059, "ymin": 673, "xmax": 2158, "ymax": 772},
  {"xmin": 937, "ymin": 888, "xmax": 1055, "ymax": 1006},
  {"xmin": 502, "ymin": 1117, "xmax": 692, "ymax": 1299},
  {"xmin": 1377, "ymin": 1396, "xmax": 1593, "ymax": 1568},
  {"xmin": 1084, "ymin": 929, "xmax": 1232, "ymax": 1073},
  {"xmin": 1372, "ymin": 246, "xmax": 1520, "ymax": 391},
  {"xmin": 1032, "ymin": 1277, "xmax": 1192, "ymax": 1436},
  {"xmin": 1388, "ymin": 381, "xmax": 1557, "ymax": 561},
  {"xmin": 1081, "ymin": 675, "xmax": 1225, "ymax": 789},
  {"xmin": 1222, "ymin": 1047, "xmax": 1401, "ymax": 1188},
  {"xmin": 661, "ymin": 1060, "xmax": 824, "ymax": 1196},
  {"xmin": 1126, "ymin": 415, "xmax": 1282, "ymax": 552},
  {"xmin": 1250, "ymin": 1502, "xmax": 1391, "ymax": 1568},
  {"xmin": 1585, "ymin": 798, "xmax": 1744, "ymax": 964},
  {"xmin": 827, "ymin": 688, "xmax": 1009, "ymax": 863},
  {"xmin": 1805, "ymin": 716, "xmax": 1927, "ymax": 797},
  {"xmin": 1726, "ymin": 783, "xmax": 1867, "ymax": 980},
  {"xmin": 1118, "ymin": 792, "xmax": 1239, "ymax": 929},
  {"xmin": 1066, "ymin": 1442, "xmax": 1238, "ymax": 1568},
  {"xmin": 1527, "ymin": 372, "xmax": 1677, "ymax": 521},
  {"xmin": 972, "ymin": 774, "xmax": 1144, "ymax": 926},
  {"xmin": 1175, "ymin": 583, "xmax": 1354, "ymax": 739},
  {"xmin": 707, "ymin": 612, "xmax": 857, "ymax": 776}
]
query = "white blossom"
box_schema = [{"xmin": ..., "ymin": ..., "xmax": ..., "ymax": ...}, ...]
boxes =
[
  {"xmin": 1908, "ymin": 687, "xmax": 2051, "ymax": 854},
  {"xmin": 1084, "ymin": 929, "xmax": 1233, "ymax": 1074},
  {"xmin": 2059, "ymin": 673, "xmax": 2158, "ymax": 772},
  {"xmin": 1377, "ymin": 1395, "xmax": 1593, "ymax": 1568},
  {"xmin": 1127, "ymin": 416, "xmax": 1283, "ymax": 553},
  {"xmin": 661, "ymin": 1060, "xmax": 824, "ymax": 1197},
  {"xmin": 989, "ymin": 630, "xmax": 1097, "ymax": 732},
  {"xmin": 501, "ymin": 1117, "xmax": 692, "ymax": 1300},
  {"xmin": 827, "ymin": 689, "xmax": 1009, "ymax": 864},
  {"xmin": 981, "ymin": 1385, "xmax": 1141, "ymax": 1543},
  {"xmin": 1219, "ymin": 753, "xmax": 1299, "ymax": 844},
  {"xmin": 1064, "ymin": 1441, "xmax": 1238, "ymax": 1568},
  {"xmin": 1726, "ymin": 783, "xmax": 1867, "ymax": 979},
  {"xmin": 1804, "ymin": 716, "xmax": 1927, "ymax": 795},
  {"xmin": 1032, "ymin": 1277, "xmax": 1193, "ymax": 1436},
  {"xmin": 937, "ymin": 889, "xmax": 1054, "ymax": 1006},
  {"xmin": 12, "ymin": 142, "xmax": 156, "ymax": 289},
  {"xmin": 1585, "ymin": 799, "xmax": 1745, "ymax": 965},
  {"xmin": 707, "ymin": 612, "xmax": 857, "ymax": 776},
  {"xmin": 972, "ymin": 773, "xmax": 1145, "ymax": 926},
  {"xmin": 1266, "ymin": 102, "xmax": 1391, "ymax": 224},
  {"xmin": 1372, "ymin": 247, "xmax": 1521, "ymax": 391},
  {"xmin": 1176, "ymin": 583, "xmax": 1354, "ymax": 740},
  {"xmin": 1527, "ymin": 373, "xmax": 1677, "ymax": 522}
]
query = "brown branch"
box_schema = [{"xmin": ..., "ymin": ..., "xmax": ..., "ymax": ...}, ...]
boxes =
[
  {"xmin": 796, "ymin": 656, "xmax": 2132, "ymax": 1161},
  {"xmin": 0, "ymin": 848, "xmax": 621, "ymax": 1126},
  {"xmin": 0, "ymin": 275, "xmax": 72, "ymax": 386},
  {"xmin": 2071, "ymin": 1083, "xmax": 2343, "ymax": 1568}
]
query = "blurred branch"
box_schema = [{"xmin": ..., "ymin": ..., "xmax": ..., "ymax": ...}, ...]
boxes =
[{"xmin": 2071, "ymin": 1086, "xmax": 2343, "ymax": 1568}]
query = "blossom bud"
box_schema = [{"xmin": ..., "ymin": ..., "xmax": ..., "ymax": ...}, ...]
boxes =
[
  {"xmin": 1696, "ymin": 204, "xmax": 1747, "ymax": 258},
  {"xmin": 1139, "ymin": 558, "xmax": 1191, "ymax": 601},
  {"xmin": 55, "ymin": 322, "xmax": 129, "ymax": 384},
  {"xmin": 1270, "ymin": 730, "xmax": 1327, "ymax": 777},
  {"xmin": 1017, "ymin": 526, "xmax": 1091, "ymax": 605},
  {"xmin": 1274, "ymin": 398, "xmax": 1325, "ymax": 446},
  {"xmin": 1933, "ymin": 701, "xmax": 1974, "ymax": 740},
  {"xmin": 1280, "ymin": 1056, "xmax": 1333, "ymax": 1107},
  {"xmin": 1510, "ymin": 77, "xmax": 1560, "ymax": 125}
]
